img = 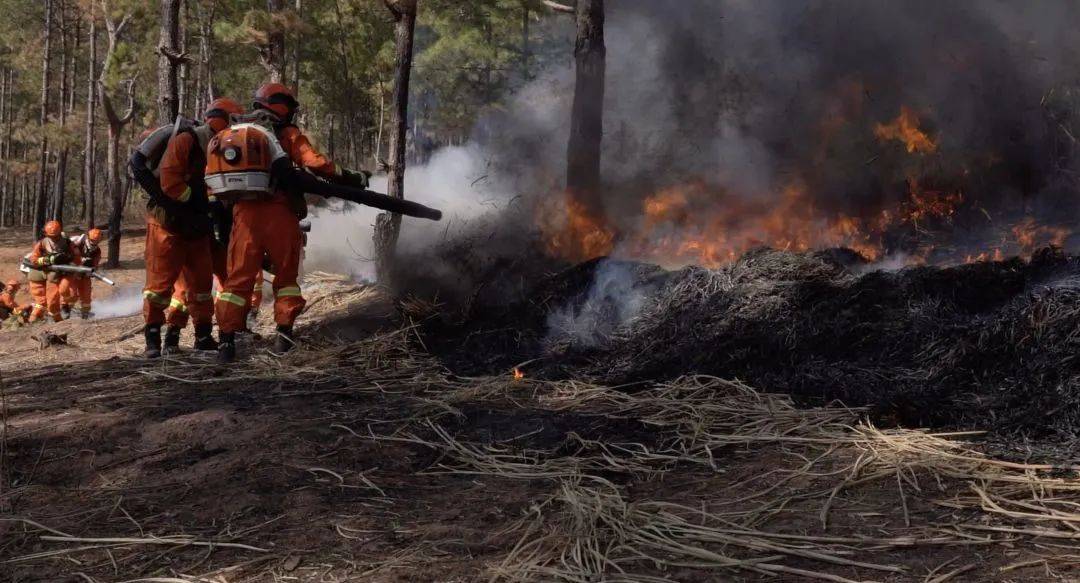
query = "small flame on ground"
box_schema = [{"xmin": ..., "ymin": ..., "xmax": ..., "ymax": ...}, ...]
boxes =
[
  {"xmin": 512, "ymin": 367, "xmax": 525, "ymax": 380},
  {"xmin": 874, "ymin": 106, "xmax": 937, "ymax": 153}
]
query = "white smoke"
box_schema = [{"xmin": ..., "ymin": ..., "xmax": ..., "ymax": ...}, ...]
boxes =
[
  {"xmin": 304, "ymin": 144, "xmax": 513, "ymax": 281},
  {"xmin": 92, "ymin": 285, "xmax": 144, "ymax": 318},
  {"xmin": 546, "ymin": 260, "xmax": 653, "ymax": 348}
]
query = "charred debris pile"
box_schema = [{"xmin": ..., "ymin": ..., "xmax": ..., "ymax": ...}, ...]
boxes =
[{"xmin": 421, "ymin": 246, "xmax": 1080, "ymax": 438}]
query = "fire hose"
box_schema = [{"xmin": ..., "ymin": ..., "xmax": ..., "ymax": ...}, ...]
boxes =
[
  {"xmin": 20, "ymin": 259, "xmax": 117, "ymax": 286},
  {"xmin": 280, "ymin": 168, "xmax": 443, "ymax": 221}
]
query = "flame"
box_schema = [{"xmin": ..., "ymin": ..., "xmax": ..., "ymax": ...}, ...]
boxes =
[
  {"xmin": 538, "ymin": 190, "xmax": 615, "ymax": 262},
  {"xmin": 874, "ymin": 106, "xmax": 937, "ymax": 153},
  {"xmin": 512, "ymin": 367, "xmax": 525, "ymax": 380},
  {"xmin": 1011, "ymin": 217, "xmax": 1070, "ymax": 254}
]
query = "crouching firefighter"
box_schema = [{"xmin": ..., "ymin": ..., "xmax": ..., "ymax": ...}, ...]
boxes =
[
  {"xmin": 0, "ymin": 278, "xmax": 30, "ymax": 323},
  {"xmin": 129, "ymin": 98, "xmax": 244, "ymax": 357}
]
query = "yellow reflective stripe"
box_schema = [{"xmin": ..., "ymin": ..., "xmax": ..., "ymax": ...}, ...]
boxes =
[
  {"xmin": 177, "ymin": 187, "xmax": 192, "ymax": 203},
  {"xmin": 276, "ymin": 286, "xmax": 302, "ymax": 298},
  {"xmin": 143, "ymin": 290, "xmax": 170, "ymax": 306},
  {"xmin": 168, "ymin": 297, "xmax": 188, "ymax": 312},
  {"xmin": 217, "ymin": 292, "xmax": 247, "ymax": 307}
]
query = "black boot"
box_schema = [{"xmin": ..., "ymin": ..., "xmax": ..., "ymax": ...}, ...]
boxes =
[
  {"xmin": 162, "ymin": 326, "xmax": 182, "ymax": 355},
  {"xmin": 217, "ymin": 332, "xmax": 237, "ymax": 364},
  {"xmin": 60, "ymin": 304, "xmax": 72, "ymax": 320},
  {"xmin": 143, "ymin": 325, "xmax": 162, "ymax": 359},
  {"xmin": 193, "ymin": 323, "xmax": 219, "ymax": 351},
  {"xmin": 272, "ymin": 325, "xmax": 296, "ymax": 355}
]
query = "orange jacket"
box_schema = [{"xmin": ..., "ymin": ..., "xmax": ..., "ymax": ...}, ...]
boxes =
[
  {"xmin": 278, "ymin": 126, "xmax": 337, "ymax": 178},
  {"xmin": 75, "ymin": 244, "xmax": 102, "ymax": 269},
  {"xmin": 0, "ymin": 290, "xmax": 19, "ymax": 311},
  {"xmin": 29, "ymin": 237, "xmax": 77, "ymax": 268},
  {"xmin": 159, "ymin": 132, "xmax": 201, "ymax": 202}
]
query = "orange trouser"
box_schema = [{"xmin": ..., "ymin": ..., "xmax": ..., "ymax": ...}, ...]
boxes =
[
  {"xmin": 69, "ymin": 277, "xmax": 93, "ymax": 314},
  {"xmin": 29, "ymin": 277, "xmax": 70, "ymax": 322},
  {"xmin": 143, "ymin": 221, "xmax": 214, "ymax": 327},
  {"xmin": 215, "ymin": 198, "xmax": 304, "ymax": 333},
  {"xmin": 166, "ymin": 243, "xmax": 230, "ymax": 329},
  {"xmin": 28, "ymin": 280, "xmax": 47, "ymax": 322}
]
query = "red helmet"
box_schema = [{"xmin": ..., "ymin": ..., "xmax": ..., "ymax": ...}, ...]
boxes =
[
  {"xmin": 253, "ymin": 83, "xmax": 298, "ymax": 120},
  {"xmin": 205, "ymin": 97, "xmax": 244, "ymax": 132},
  {"xmin": 44, "ymin": 220, "xmax": 62, "ymax": 237},
  {"xmin": 205, "ymin": 97, "xmax": 243, "ymax": 121}
]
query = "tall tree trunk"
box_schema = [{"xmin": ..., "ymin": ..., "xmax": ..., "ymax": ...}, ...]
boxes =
[
  {"xmin": 83, "ymin": 15, "xmax": 97, "ymax": 226},
  {"xmin": 373, "ymin": 0, "xmax": 416, "ymax": 283},
  {"xmin": 262, "ymin": 0, "xmax": 287, "ymax": 83},
  {"xmin": 157, "ymin": 0, "xmax": 182, "ymax": 125},
  {"xmin": 565, "ymin": 0, "xmax": 605, "ymax": 210},
  {"xmin": 178, "ymin": 0, "xmax": 190, "ymax": 114},
  {"xmin": 0, "ymin": 69, "xmax": 8, "ymax": 227},
  {"xmin": 291, "ymin": 0, "xmax": 302, "ymax": 93},
  {"xmin": 521, "ymin": 1, "xmax": 530, "ymax": 80},
  {"xmin": 52, "ymin": 0, "xmax": 70, "ymax": 224},
  {"xmin": 33, "ymin": 0, "xmax": 54, "ymax": 237},
  {"xmin": 100, "ymin": 7, "xmax": 135, "ymax": 267}
]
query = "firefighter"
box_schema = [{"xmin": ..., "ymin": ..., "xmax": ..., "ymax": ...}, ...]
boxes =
[
  {"xmin": 65, "ymin": 228, "xmax": 104, "ymax": 319},
  {"xmin": 0, "ymin": 278, "xmax": 29, "ymax": 323},
  {"xmin": 27, "ymin": 220, "xmax": 76, "ymax": 323},
  {"xmin": 214, "ymin": 83, "xmax": 367, "ymax": 363},
  {"xmin": 137, "ymin": 98, "xmax": 244, "ymax": 357}
]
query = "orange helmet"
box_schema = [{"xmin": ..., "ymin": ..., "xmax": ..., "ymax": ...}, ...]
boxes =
[
  {"xmin": 44, "ymin": 220, "xmax": 62, "ymax": 237},
  {"xmin": 205, "ymin": 98, "xmax": 244, "ymax": 132},
  {"xmin": 5, "ymin": 278, "xmax": 19, "ymax": 290},
  {"xmin": 87, "ymin": 228, "xmax": 104, "ymax": 246},
  {"xmin": 253, "ymin": 83, "xmax": 298, "ymax": 121}
]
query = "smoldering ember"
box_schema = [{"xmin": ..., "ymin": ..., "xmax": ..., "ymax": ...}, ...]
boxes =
[{"xmin": 9, "ymin": 1, "xmax": 1080, "ymax": 581}]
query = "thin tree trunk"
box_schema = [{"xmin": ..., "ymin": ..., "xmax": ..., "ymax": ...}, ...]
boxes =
[
  {"xmin": 565, "ymin": 0, "xmax": 605, "ymax": 210},
  {"xmin": 0, "ymin": 69, "xmax": 8, "ymax": 227},
  {"xmin": 292, "ymin": 0, "xmax": 302, "ymax": 93},
  {"xmin": 33, "ymin": 0, "xmax": 54, "ymax": 237},
  {"xmin": 100, "ymin": 6, "xmax": 136, "ymax": 267},
  {"xmin": 373, "ymin": 0, "xmax": 417, "ymax": 283},
  {"xmin": 53, "ymin": 0, "xmax": 70, "ymax": 224},
  {"xmin": 83, "ymin": 13, "xmax": 97, "ymax": 227},
  {"xmin": 521, "ymin": 1, "xmax": 530, "ymax": 80},
  {"xmin": 157, "ymin": 0, "xmax": 182, "ymax": 125},
  {"xmin": 262, "ymin": 0, "xmax": 287, "ymax": 83}
]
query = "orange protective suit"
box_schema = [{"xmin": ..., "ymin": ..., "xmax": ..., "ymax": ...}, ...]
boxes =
[
  {"xmin": 142, "ymin": 131, "xmax": 215, "ymax": 327},
  {"xmin": 28, "ymin": 234, "xmax": 76, "ymax": 322},
  {"xmin": 214, "ymin": 125, "xmax": 335, "ymax": 334},
  {"xmin": 67, "ymin": 232, "xmax": 103, "ymax": 317},
  {"xmin": 0, "ymin": 281, "xmax": 27, "ymax": 321}
]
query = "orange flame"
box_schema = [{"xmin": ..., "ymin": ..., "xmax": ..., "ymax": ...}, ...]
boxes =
[
  {"xmin": 874, "ymin": 106, "xmax": 937, "ymax": 153},
  {"xmin": 538, "ymin": 191, "xmax": 615, "ymax": 262},
  {"xmin": 512, "ymin": 367, "xmax": 525, "ymax": 380}
]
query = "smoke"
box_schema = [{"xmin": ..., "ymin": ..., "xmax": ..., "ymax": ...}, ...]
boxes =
[
  {"xmin": 92, "ymin": 285, "xmax": 144, "ymax": 318},
  {"xmin": 305, "ymin": 144, "xmax": 517, "ymax": 281},
  {"xmin": 308, "ymin": 0, "xmax": 1080, "ymax": 305},
  {"xmin": 545, "ymin": 259, "xmax": 656, "ymax": 348}
]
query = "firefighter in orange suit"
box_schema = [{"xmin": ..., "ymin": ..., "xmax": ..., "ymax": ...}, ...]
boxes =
[
  {"xmin": 28, "ymin": 221, "xmax": 76, "ymax": 323},
  {"xmin": 215, "ymin": 83, "xmax": 367, "ymax": 363},
  {"xmin": 138, "ymin": 98, "xmax": 244, "ymax": 357},
  {"xmin": 65, "ymin": 228, "xmax": 104, "ymax": 319},
  {"xmin": 0, "ymin": 278, "xmax": 29, "ymax": 322}
]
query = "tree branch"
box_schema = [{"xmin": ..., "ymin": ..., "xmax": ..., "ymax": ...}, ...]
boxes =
[
  {"xmin": 158, "ymin": 46, "xmax": 190, "ymax": 65},
  {"xmin": 543, "ymin": 0, "xmax": 575, "ymax": 14}
]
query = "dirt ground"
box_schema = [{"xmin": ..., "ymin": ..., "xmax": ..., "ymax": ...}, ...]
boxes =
[{"xmin": 2, "ymin": 229, "xmax": 1080, "ymax": 582}]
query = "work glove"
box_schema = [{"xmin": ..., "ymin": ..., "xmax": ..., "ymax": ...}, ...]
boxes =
[
  {"xmin": 339, "ymin": 168, "xmax": 372, "ymax": 190},
  {"xmin": 80, "ymin": 257, "xmax": 94, "ymax": 267}
]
